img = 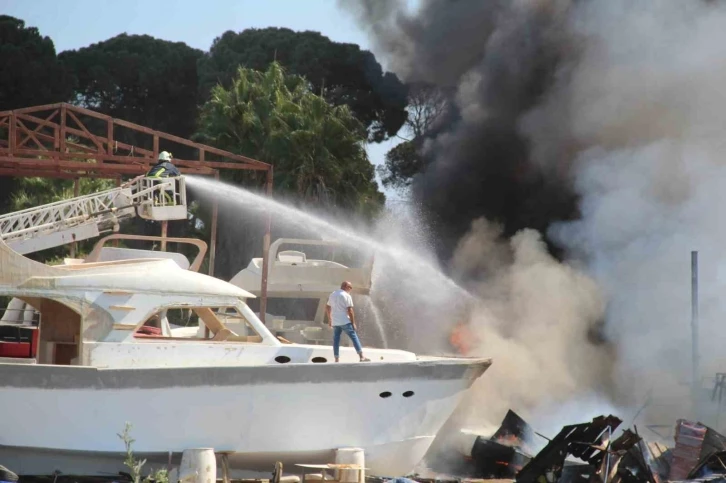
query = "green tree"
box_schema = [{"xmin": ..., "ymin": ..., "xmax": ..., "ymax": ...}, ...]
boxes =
[
  {"xmin": 59, "ymin": 34, "xmax": 203, "ymax": 144},
  {"xmin": 198, "ymin": 28, "xmax": 407, "ymax": 143},
  {"xmin": 0, "ymin": 15, "xmax": 72, "ymax": 111},
  {"xmin": 9, "ymin": 177, "xmax": 114, "ymax": 211},
  {"xmin": 378, "ymin": 140, "xmax": 422, "ymax": 190},
  {"xmin": 378, "ymin": 83, "xmax": 450, "ymax": 191},
  {"xmin": 195, "ymin": 62, "xmax": 384, "ymax": 278},
  {"xmin": 196, "ymin": 61, "xmax": 383, "ymax": 214},
  {"xmin": 0, "ymin": 16, "xmax": 74, "ymax": 213}
]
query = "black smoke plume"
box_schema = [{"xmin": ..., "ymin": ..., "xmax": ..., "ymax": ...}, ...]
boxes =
[{"xmin": 344, "ymin": 0, "xmax": 579, "ymax": 258}]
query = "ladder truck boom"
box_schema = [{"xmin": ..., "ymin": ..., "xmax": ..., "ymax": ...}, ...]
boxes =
[{"xmin": 0, "ymin": 176, "xmax": 187, "ymax": 255}]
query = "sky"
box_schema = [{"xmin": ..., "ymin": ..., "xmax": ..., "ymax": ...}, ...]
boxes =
[{"xmin": 2, "ymin": 0, "xmax": 406, "ymax": 201}]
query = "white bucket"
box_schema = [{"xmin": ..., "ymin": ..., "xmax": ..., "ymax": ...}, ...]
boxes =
[
  {"xmin": 335, "ymin": 447, "xmax": 365, "ymax": 483},
  {"xmin": 178, "ymin": 448, "xmax": 216, "ymax": 483}
]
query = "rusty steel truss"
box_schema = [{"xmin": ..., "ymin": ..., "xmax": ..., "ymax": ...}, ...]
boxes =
[{"xmin": 0, "ymin": 102, "xmax": 274, "ymax": 321}]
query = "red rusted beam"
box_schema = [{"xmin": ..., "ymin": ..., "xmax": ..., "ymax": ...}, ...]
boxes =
[
  {"xmin": 8, "ymin": 114, "xmax": 15, "ymax": 155},
  {"xmin": 62, "ymin": 125, "xmax": 154, "ymax": 156},
  {"xmin": 66, "ymin": 109, "xmax": 105, "ymax": 152},
  {"xmin": 0, "ymin": 103, "xmax": 271, "ymax": 179},
  {"xmin": 66, "ymin": 103, "xmax": 113, "ymax": 122},
  {"xmin": 113, "ymin": 117, "xmax": 269, "ymax": 168},
  {"xmin": 107, "ymin": 118, "xmax": 114, "ymax": 155},
  {"xmin": 16, "ymin": 111, "xmax": 59, "ymax": 131},
  {"xmin": 14, "ymin": 144, "xmax": 266, "ymax": 171},
  {"xmin": 60, "ymin": 105, "xmax": 66, "ymax": 153},
  {"xmin": 0, "ymin": 168, "xmax": 107, "ymax": 179},
  {"xmin": 0, "ymin": 156, "xmax": 212, "ymax": 175},
  {"xmin": 8, "ymin": 149, "xmax": 252, "ymax": 171},
  {"xmin": 27, "ymin": 131, "xmax": 97, "ymax": 153},
  {"xmin": 16, "ymin": 119, "xmax": 47, "ymax": 150},
  {"xmin": 13, "ymin": 149, "xmax": 146, "ymax": 163},
  {"xmin": 17, "ymin": 110, "xmax": 58, "ymax": 148},
  {"xmin": 9, "ymin": 102, "xmax": 63, "ymax": 115}
]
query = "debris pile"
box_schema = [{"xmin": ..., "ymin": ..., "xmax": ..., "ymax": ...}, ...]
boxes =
[{"xmin": 429, "ymin": 412, "xmax": 726, "ymax": 483}]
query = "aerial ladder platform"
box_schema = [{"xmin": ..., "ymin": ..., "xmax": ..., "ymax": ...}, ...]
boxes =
[
  {"xmin": 0, "ymin": 177, "xmax": 188, "ymax": 331},
  {"xmin": 0, "ymin": 176, "xmax": 187, "ymax": 255}
]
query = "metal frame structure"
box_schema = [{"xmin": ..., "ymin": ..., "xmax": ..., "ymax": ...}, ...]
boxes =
[{"xmin": 0, "ymin": 102, "xmax": 274, "ymax": 321}]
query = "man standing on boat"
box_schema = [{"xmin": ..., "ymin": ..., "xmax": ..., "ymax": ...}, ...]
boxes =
[{"xmin": 326, "ymin": 281, "xmax": 370, "ymax": 362}]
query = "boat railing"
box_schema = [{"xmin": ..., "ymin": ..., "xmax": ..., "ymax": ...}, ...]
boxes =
[{"xmin": 0, "ymin": 305, "xmax": 40, "ymax": 327}]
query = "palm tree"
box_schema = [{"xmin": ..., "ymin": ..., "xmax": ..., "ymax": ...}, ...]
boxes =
[{"xmin": 195, "ymin": 62, "xmax": 383, "ymax": 214}]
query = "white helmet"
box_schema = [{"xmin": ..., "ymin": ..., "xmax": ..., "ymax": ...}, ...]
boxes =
[{"xmin": 158, "ymin": 151, "xmax": 173, "ymax": 162}]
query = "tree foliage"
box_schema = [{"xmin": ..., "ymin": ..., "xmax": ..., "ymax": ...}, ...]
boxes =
[
  {"xmin": 0, "ymin": 16, "xmax": 72, "ymax": 111},
  {"xmin": 196, "ymin": 61, "xmax": 384, "ymax": 215},
  {"xmin": 378, "ymin": 140, "xmax": 423, "ymax": 190},
  {"xmin": 0, "ymin": 16, "xmax": 74, "ymax": 211},
  {"xmin": 9, "ymin": 177, "xmax": 115, "ymax": 212},
  {"xmin": 379, "ymin": 83, "xmax": 450, "ymax": 190},
  {"xmin": 59, "ymin": 34, "xmax": 203, "ymax": 141},
  {"xmin": 198, "ymin": 28, "xmax": 407, "ymax": 143},
  {"xmin": 195, "ymin": 62, "xmax": 385, "ymax": 278},
  {"xmin": 0, "ymin": 19, "xmax": 393, "ymax": 276}
]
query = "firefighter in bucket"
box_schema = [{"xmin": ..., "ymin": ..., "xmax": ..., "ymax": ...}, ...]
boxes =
[{"xmin": 146, "ymin": 151, "xmax": 181, "ymax": 205}]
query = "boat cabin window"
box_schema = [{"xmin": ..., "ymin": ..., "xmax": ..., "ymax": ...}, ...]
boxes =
[
  {"xmin": 0, "ymin": 298, "xmax": 81, "ymax": 365},
  {"xmin": 135, "ymin": 306, "xmax": 263, "ymax": 343}
]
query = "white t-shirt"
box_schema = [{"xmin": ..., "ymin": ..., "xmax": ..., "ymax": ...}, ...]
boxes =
[{"xmin": 327, "ymin": 289, "xmax": 354, "ymax": 326}]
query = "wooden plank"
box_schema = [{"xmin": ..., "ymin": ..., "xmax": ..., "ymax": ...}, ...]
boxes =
[
  {"xmin": 109, "ymin": 305, "xmax": 136, "ymax": 311},
  {"xmin": 195, "ymin": 307, "xmax": 226, "ymax": 334}
]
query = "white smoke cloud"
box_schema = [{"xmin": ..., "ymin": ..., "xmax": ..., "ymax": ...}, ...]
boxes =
[
  {"xmin": 356, "ymin": 0, "xmax": 726, "ymax": 438},
  {"xmin": 535, "ymin": 0, "xmax": 726, "ymax": 427},
  {"xmin": 448, "ymin": 219, "xmax": 615, "ymax": 431}
]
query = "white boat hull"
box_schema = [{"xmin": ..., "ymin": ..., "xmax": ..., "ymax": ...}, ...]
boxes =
[{"xmin": 0, "ymin": 358, "xmax": 490, "ymax": 477}]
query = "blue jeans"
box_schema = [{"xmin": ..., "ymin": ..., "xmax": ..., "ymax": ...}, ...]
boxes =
[{"xmin": 333, "ymin": 323, "xmax": 363, "ymax": 357}]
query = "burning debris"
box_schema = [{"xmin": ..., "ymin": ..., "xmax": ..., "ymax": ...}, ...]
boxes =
[
  {"xmin": 468, "ymin": 410, "xmax": 535, "ymax": 478},
  {"xmin": 425, "ymin": 413, "xmax": 726, "ymax": 483},
  {"xmin": 515, "ymin": 414, "xmax": 637, "ymax": 483}
]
